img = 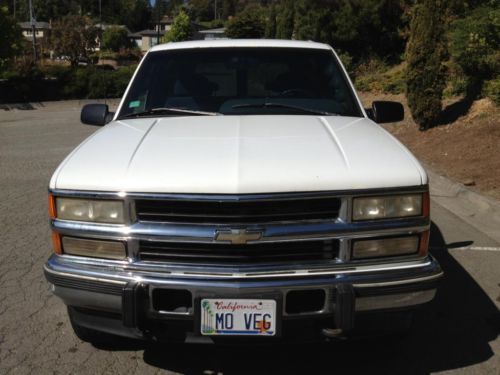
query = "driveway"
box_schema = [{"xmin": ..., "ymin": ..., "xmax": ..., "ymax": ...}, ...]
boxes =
[{"xmin": 0, "ymin": 101, "xmax": 498, "ymax": 374}]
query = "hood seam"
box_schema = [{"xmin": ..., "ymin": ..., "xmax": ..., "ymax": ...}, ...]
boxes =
[
  {"xmin": 126, "ymin": 119, "xmax": 158, "ymax": 171},
  {"xmin": 318, "ymin": 116, "xmax": 351, "ymax": 170}
]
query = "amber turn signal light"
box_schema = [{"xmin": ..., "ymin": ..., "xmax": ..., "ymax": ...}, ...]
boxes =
[
  {"xmin": 48, "ymin": 193, "xmax": 57, "ymax": 220},
  {"xmin": 51, "ymin": 231, "xmax": 62, "ymax": 254},
  {"xmin": 419, "ymin": 230, "xmax": 430, "ymax": 256},
  {"xmin": 422, "ymin": 191, "xmax": 430, "ymax": 218}
]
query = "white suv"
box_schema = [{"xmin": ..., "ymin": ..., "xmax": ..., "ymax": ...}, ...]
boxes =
[{"xmin": 45, "ymin": 40, "xmax": 442, "ymax": 343}]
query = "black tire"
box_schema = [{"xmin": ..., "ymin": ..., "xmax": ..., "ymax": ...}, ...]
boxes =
[{"xmin": 67, "ymin": 307, "xmax": 118, "ymax": 344}]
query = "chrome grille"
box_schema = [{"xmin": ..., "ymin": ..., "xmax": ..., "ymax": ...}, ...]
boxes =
[
  {"xmin": 138, "ymin": 239, "xmax": 340, "ymax": 265},
  {"xmin": 134, "ymin": 196, "xmax": 341, "ymax": 224}
]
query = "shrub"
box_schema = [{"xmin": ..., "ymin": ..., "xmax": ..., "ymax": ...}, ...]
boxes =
[
  {"xmin": 72, "ymin": 66, "xmax": 136, "ymax": 99},
  {"xmin": 63, "ymin": 68, "xmax": 89, "ymax": 98},
  {"xmin": 0, "ymin": 65, "xmax": 137, "ymax": 103},
  {"xmin": 381, "ymin": 69, "xmax": 406, "ymax": 94},
  {"xmin": 102, "ymin": 26, "xmax": 133, "ymax": 52},
  {"xmin": 353, "ymin": 59, "xmax": 406, "ymax": 94},
  {"xmin": 483, "ymin": 78, "xmax": 500, "ymax": 106},
  {"xmin": 406, "ymin": 0, "xmax": 447, "ymax": 130}
]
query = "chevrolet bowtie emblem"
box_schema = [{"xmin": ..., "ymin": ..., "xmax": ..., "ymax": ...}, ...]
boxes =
[{"xmin": 215, "ymin": 229, "xmax": 263, "ymax": 245}]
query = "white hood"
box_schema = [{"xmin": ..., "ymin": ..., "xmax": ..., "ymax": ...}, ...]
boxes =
[{"xmin": 51, "ymin": 115, "xmax": 426, "ymax": 194}]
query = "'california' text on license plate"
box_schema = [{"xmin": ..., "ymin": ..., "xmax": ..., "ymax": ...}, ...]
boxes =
[{"xmin": 201, "ymin": 299, "xmax": 276, "ymax": 336}]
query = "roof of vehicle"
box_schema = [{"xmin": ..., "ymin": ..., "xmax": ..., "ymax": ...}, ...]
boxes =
[{"xmin": 149, "ymin": 39, "xmax": 332, "ymax": 53}]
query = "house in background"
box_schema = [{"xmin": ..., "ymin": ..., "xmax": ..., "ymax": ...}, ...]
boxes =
[
  {"xmin": 195, "ymin": 27, "xmax": 227, "ymax": 40},
  {"xmin": 129, "ymin": 16, "xmax": 209, "ymax": 53},
  {"xmin": 129, "ymin": 16, "xmax": 173, "ymax": 52},
  {"xmin": 129, "ymin": 29, "xmax": 164, "ymax": 52},
  {"xmin": 19, "ymin": 21, "xmax": 51, "ymax": 39},
  {"xmin": 18, "ymin": 21, "xmax": 51, "ymax": 56}
]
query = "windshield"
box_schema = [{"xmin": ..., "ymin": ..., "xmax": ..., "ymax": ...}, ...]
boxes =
[{"xmin": 118, "ymin": 47, "xmax": 363, "ymax": 118}]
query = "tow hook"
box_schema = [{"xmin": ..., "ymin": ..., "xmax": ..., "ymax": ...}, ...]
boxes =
[
  {"xmin": 322, "ymin": 283, "xmax": 355, "ymax": 339},
  {"xmin": 322, "ymin": 328, "xmax": 346, "ymax": 339}
]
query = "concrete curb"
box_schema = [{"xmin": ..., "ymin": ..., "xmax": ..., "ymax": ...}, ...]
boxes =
[{"xmin": 427, "ymin": 168, "xmax": 500, "ymax": 244}]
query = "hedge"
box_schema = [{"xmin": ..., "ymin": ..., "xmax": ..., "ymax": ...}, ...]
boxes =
[{"xmin": 0, "ymin": 65, "xmax": 136, "ymax": 103}]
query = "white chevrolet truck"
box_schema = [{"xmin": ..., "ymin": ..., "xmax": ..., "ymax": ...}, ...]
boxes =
[{"xmin": 45, "ymin": 40, "xmax": 443, "ymax": 343}]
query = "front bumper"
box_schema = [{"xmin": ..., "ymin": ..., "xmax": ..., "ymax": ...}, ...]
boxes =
[{"xmin": 44, "ymin": 254, "xmax": 442, "ymax": 341}]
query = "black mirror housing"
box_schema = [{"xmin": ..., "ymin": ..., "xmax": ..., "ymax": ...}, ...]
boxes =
[
  {"xmin": 81, "ymin": 104, "xmax": 112, "ymax": 126},
  {"xmin": 371, "ymin": 101, "xmax": 404, "ymax": 123}
]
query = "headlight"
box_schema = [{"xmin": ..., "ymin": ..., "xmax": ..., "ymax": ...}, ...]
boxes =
[
  {"xmin": 62, "ymin": 237, "xmax": 126, "ymax": 260},
  {"xmin": 353, "ymin": 194, "xmax": 423, "ymax": 221},
  {"xmin": 56, "ymin": 198, "xmax": 125, "ymax": 224},
  {"xmin": 352, "ymin": 236, "xmax": 419, "ymax": 259}
]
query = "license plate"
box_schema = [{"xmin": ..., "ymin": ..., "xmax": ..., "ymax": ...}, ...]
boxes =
[{"xmin": 200, "ymin": 299, "xmax": 276, "ymax": 336}]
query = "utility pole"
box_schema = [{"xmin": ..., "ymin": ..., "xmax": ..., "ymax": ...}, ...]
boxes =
[
  {"xmin": 214, "ymin": 0, "xmax": 217, "ymax": 20},
  {"xmin": 28, "ymin": 0, "xmax": 37, "ymax": 62},
  {"xmin": 13, "ymin": 0, "xmax": 16, "ymax": 19},
  {"xmin": 156, "ymin": 1, "xmax": 161, "ymax": 45},
  {"xmin": 99, "ymin": 0, "xmax": 102, "ymax": 50}
]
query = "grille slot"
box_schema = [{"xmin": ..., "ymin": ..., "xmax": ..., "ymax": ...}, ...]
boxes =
[
  {"xmin": 138, "ymin": 240, "xmax": 339, "ymax": 265},
  {"xmin": 134, "ymin": 197, "xmax": 341, "ymax": 224}
]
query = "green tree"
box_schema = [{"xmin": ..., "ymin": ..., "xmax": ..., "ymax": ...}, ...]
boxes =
[
  {"xmin": 102, "ymin": 26, "xmax": 133, "ymax": 52},
  {"xmin": 292, "ymin": 1, "xmax": 333, "ymax": 43},
  {"xmin": 121, "ymin": 0, "xmax": 152, "ymax": 32},
  {"xmin": 161, "ymin": 10, "xmax": 192, "ymax": 43},
  {"xmin": 226, "ymin": 6, "xmax": 265, "ymax": 38},
  {"xmin": 265, "ymin": 4, "xmax": 277, "ymax": 38},
  {"xmin": 222, "ymin": 0, "xmax": 237, "ymax": 19},
  {"xmin": 14, "ymin": 0, "xmax": 80, "ymax": 23},
  {"xmin": 275, "ymin": 0, "xmax": 295, "ymax": 39},
  {"xmin": 0, "ymin": 6, "xmax": 23, "ymax": 70},
  {"xmin": 449, "ymin": 5, "xmax": 500, "ymax": 97},
  {"xmin": 51, "ymin": 15, "xmax": 99, "ymax": 67},
  {"xmin": 406, "ymin": 0, "xmax": 447, "ymax": 130},
  {"xmin": 165, "ymin": 0, "xmax": 185, "ymax": 15},
  {"xmin": 186, "ymin": 0, "xmax": 214, "ymax": 21}
]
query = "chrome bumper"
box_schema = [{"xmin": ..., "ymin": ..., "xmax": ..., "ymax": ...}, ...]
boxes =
[{"xmin": 44, "ymin": 254, "xmax": 442, "ymax": 340}]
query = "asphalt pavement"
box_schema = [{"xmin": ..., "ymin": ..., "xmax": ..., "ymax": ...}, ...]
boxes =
[{"xmin": 0, "ymin": 101, "xmax": 498, "ymax": 374}]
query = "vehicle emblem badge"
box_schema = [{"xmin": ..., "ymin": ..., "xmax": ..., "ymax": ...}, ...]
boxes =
[{"xmin": 215, "ymin": 229, "xmax": 263, "ymax": 245}]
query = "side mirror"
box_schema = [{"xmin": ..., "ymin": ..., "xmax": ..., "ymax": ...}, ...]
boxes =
[
  {"xmin": 370, "ymin": 101, "xmax": 404, "ymax": 123},
  {"xmin": 81, "ymin": 104, "xmax": 114, "ymax": 126}
]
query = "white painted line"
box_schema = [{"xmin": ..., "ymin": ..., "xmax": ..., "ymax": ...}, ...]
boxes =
[{"xmin": 437, "ymin": 246, "xmax": 500, "ymax": 252}]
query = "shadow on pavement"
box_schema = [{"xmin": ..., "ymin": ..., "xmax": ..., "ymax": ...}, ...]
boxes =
[
  {"xmin": 0, "ymin": 102, "xmax": 40, "ymax": 111},
  {"xmin": 98, "ymin": 222, "xmax": 499, "ymax": 374}
]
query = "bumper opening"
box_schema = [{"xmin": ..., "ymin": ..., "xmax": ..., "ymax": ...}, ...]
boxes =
[
  {"xmin": 286, "ymin": 289, "xmax": 326, "ymax": 314},
  {"xmin": 152, "ymin": 289, "xmax": 193, "ymax": 313}
]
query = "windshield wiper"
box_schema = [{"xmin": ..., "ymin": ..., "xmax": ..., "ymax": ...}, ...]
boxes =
[
  {"xmin": 232, "ymin": 102, "xmax": 338, "ymax": 116},
  {"xmin": 120, "ymin": 107, "xmax": 220, "ymax": 119}
]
